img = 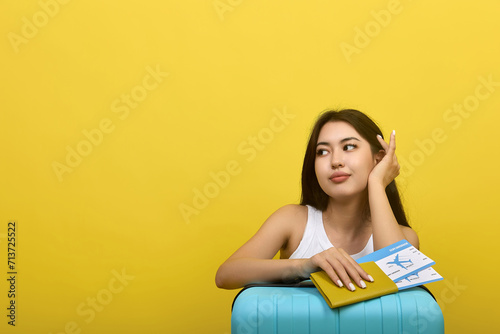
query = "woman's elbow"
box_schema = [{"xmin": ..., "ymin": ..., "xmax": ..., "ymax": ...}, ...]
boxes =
[
  {"xmin": 402, "ymin": 227, "xmax": 420, "ymax": 249},
  {"xmin": 215, "ymin": 265, "xmax": 234, "ymax": 289},
  {"xmin": 215, "ymin": 271, "xmax": 226, "ymax": 289}
]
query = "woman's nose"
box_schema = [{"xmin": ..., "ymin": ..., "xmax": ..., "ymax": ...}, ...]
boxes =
[{"xmin": 331, "ymin": 152, "xmax": 344, "ymax": 168}]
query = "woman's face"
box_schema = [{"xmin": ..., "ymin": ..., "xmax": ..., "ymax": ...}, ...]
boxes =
[{"xmin": 315, "ymin": 121, "xmax": 378, "ymax": 200}]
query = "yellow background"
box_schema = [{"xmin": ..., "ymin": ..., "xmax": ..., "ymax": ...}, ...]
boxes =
[{"xmin": 1, "ymin": 0, "xmax": 499, "ymax": 333}]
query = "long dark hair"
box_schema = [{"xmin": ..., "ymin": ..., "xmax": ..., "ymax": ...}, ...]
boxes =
[{"xmin": 300, "ymin": 109, "xmax": 410, "ymax": 227}]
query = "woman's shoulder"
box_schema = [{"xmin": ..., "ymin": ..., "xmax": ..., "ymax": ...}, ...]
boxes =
[
  {"xmin": 273, "ymin": 204, "xmax": 308, "ymax": 216},
  {"xmin": 268, "ymin": 205, "xmax": 309, "ymax": 258},
  {"xmin": 262, "ymin": 204, "xmax": 308, "ymax": 232}
]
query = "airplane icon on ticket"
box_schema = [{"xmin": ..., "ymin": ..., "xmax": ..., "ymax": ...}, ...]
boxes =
[{"xmin": 387, "ymin": 254, "xmax": 413, "ymax": 270}]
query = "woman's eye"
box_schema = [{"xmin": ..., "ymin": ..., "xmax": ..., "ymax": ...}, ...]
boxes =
[
  {"xmin": 344, "ymin": 144, "xmax": 357, "ymax": 151},
  {"xmin": 316, "ymin": 149, "xmax": 328, "ymax": 156}
]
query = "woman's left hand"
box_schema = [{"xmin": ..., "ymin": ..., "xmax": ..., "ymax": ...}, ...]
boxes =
[{"xmin": 369, "ymin": 130, "xmax": 400, "ymax": 188}]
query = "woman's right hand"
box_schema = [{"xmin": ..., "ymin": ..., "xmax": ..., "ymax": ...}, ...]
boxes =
[{"xmin": 300, "ymin": 247, "xmax": 374, "ymax": 291}]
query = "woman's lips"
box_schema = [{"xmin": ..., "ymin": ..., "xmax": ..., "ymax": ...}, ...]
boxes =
[{"xmin": 330, "ymin": 172, "xmax": 350, "ymax": 183}]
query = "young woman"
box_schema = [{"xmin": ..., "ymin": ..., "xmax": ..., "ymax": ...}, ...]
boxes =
[{"xmin": 215, "ymin": 109, "xmax": 419, "ymax": 291}]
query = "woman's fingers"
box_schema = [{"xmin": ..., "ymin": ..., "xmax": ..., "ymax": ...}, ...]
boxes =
[
  {"xmin": 374, "ymin": 131, "xmax": 400, "ymax": 184},
  {"xmin": 387, "ymin": 130, "xmax": 396, "ymax": 155},
  {"xmin": 328, "ymin": 256, "xmax": 362, "ymax": 291},
  {"xmin": 327, "ymin": 256, "xmax": 358, "ymax": 290},
  {"xmin": 339, "ymin": 248, "xmax": 374, "ymax": 284},
  {"xmin": 316, "ymin": 258, "xmax": 344, "ymax": 288},
  {"xmin": 376, "ymin": 134, "xmax": 389, "ymax": 151},
  {"xmin": 377, "ymin": 130, "xmax": 396, "ymax": 155},
  {"xmin": 313, "ymin": 248, "xmax": 373, "ymax": 291}
]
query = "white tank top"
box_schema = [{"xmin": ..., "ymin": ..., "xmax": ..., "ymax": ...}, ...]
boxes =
[{"xmin": 289, "ymin": 205, "xmax": 373, "ymax": 260}]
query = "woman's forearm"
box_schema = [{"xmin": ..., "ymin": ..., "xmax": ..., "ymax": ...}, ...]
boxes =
[
  {"xmin": 368, "ymin": 182, "xmax": 406, "ymax": 250},
  {"xmin": 215, "ymin": 258, "xmax": 308, "ymax": 289}
]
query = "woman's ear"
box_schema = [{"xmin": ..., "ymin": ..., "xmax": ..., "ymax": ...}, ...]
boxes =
[{"xmin": 374, "ymin": 149, "xmax": 385, "ymax": 164}]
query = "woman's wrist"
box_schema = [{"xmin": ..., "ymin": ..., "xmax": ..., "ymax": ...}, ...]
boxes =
[
  {"xmin": 293, "ymin": 258, "xmax": 314, "ymax": 280},
  {"xmin": 291, "ymin": 259, "xmax": 304, "ymax": 280},
  {"xmin": 368, "ymin": 178, "xmax": 387, "ymax": 192}
]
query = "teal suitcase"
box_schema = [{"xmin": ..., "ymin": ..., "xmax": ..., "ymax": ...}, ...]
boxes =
[{"xmin": 231, "ymin": 284, "xmax": 444, "ymax": 334}]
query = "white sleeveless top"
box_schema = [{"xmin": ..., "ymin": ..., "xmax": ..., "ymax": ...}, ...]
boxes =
[{"xmin": 289, "ymin": 205, "xmax": 373, "ymax": 260}]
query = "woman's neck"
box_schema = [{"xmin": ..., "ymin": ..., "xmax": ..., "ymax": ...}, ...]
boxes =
[{"xmin": 324, "ymin": 194, "xmax": 370, "ymax": 236}]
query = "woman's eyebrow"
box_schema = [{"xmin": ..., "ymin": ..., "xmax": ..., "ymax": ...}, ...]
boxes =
[
  {"xmin": 316, "ymin": 137, "xmax": 360, "ymax": 147},
  {"xmin": 340, "ymin": 137, "xmax": 360, "ymax": 143}
]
